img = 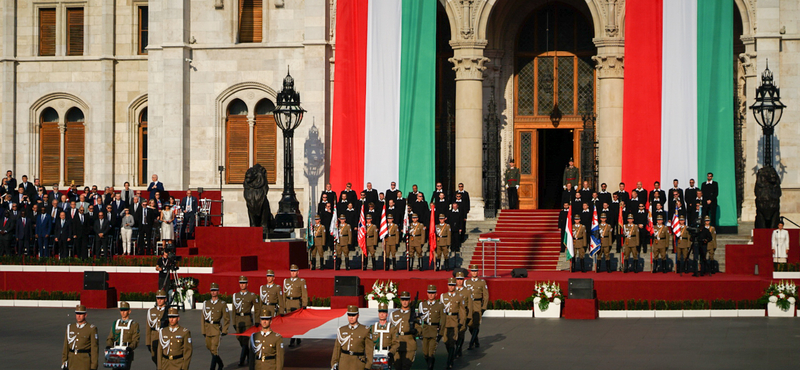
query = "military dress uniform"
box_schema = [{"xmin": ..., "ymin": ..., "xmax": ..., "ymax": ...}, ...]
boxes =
[
  {"xmin": 336, "ymin": 216, "xmax": 352, "ymax": 270},
  {"xmin": 441, "ymin": 280, "xmax": 466, "ymax": 369},
  {"xmin": 572, "ymin": 215, "xmax": 588, "ymax": 272},
  {"xmin": 390, "ymin": 292, "xmax": 417, "ymax": 370},
  {"xmin": 675, "ymin": 219, "xmax": 691, "ymax": 273},
  {"xmin": 62, "ymin": 306, "xmax": 98, "ymax": 370},
  {"xmin": 419, "ymin": 286, "xmax": 445, "ymax": 370},
  {"xmin": 311, "ymin": 217, "xmax": 326, "ymax": 270},
  {"xmin": 105, "ymin": 302, "xmax": 140, "ymax": 368},
  {"xmin": 369, "ymin": 303, "xmax": 397, "ymax": 366},
  {"xmin": 598, "ymin": 219, "xmax": 613, "ymax": 272},
  {"xmin": 233, "ymin": 276, "xmax": 260, "ymax": 366},
  {"xmin": 652, "ymin": 221, "xmax": 670, "ymax": 273},
  {"xmin": 384, "ymin": 216, "xmax": 400, "ymax": 271},
  {"xmin": 463, "ymin": 267, "xmax": 488, "ymax": 349},
  {"xmin": 408, "ymin": 216, "xmax": 425, "ymax": 270},
  {"xmin": 435, "ymin": 217, "xmax": 451, "ymax": 271},
  {"xmin": 365, "ymin": 219, "xmax": 378, "ymax": 271},
  {"xmin": 453, "ymin": 274, "xmax": 472, "ymax": 358},
  {"xmin": 505, "ymin": 165, "xmax": 521, "ymax": 210},
  {"xmin": 284, "ymin": 265, "xmax": 308, "ymax": 347},
  {"xmin": 158, "ymin": 308, "xmax": 193, "ymax": 370},
  {"xmin": 147, "ymin": 290, "xmax": 169, "ymax": 365},
  {"xmin": 250, "ymin": 308, "xmax": 284, "ymax": 370},
  {"xmin": 259, "ymin": 271, "xmax": 285, "ymax": 316},
  {"xmin": 705, "ymin": 221, "xmax": 718, "ymax": 273},
  {"xmin": 622, "ymin": 217, "xmax": 640, "ymax": 273},
  {"xmin": 562, "ymin": 164, "xmax": 580, "ymax": 190},
  {"xmin": 201, "ymin": 283, "xmax": 230, "ymax": 368},
  {"xmin": 331, "ymin": 306, "xmax": 374, "ymax": 370}
]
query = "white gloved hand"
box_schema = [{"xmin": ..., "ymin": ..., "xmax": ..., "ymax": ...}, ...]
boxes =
[
  {"xmin": 574, "ymin": 186, "xmax": 578, "ymax": 190},
  {"xmin": 505, "ymin": 185, "xmax": 509, "ymax": 189},
  {"xmin": 563, "ymin": 185, "xmax": 567, "ymax": 190},
  {"xmin": 516, "ymin": 185, "xmax": 519, "ymax": 189}
]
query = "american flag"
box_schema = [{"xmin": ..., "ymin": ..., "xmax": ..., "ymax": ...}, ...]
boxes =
[
  {"xmin": 671, "ymin": 206, "xmax": 681, "ymax": 237},
  {"xmin": 589, "ymin": 206, "xmax": 600, "ymax": 256},
  {"xmin": 379, "ymin": 203, "xmax": 388, "ymax": 240},
  {"xmin": 357, "ymin": 205, "xmax": 367, "ymax": 255}
]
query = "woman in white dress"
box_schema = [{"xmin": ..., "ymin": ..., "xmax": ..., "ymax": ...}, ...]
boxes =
[
  {"xmin": 772, "ymin": 221, "xmax": 789, "ymax": 263},
  {"xmin": 160, "ymin": 204, "xmax": 174, "ymax": 249}
]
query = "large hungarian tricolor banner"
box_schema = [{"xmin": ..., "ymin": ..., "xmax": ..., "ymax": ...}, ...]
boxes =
[
  {"xmin": 331, "ymin": 0, "xmax": 436, "ymax": 197},
  {"xmin": 623, "ymin": 0, "xmax": 736, "ymax": 227}
]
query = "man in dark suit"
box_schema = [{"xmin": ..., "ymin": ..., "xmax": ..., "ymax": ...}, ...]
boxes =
[
  {"xmin": 72, "ymin": 208, "xmax": 90, "ymax": 259},
  {"xmin": 411, "ymin": 193, "xmax": 429, "ymax": 229},
  {"xmin": 448, "ymin": 202, "xmax": 465, "ymax": 254},
  {"xmin": 668, "ymin": 179, "xmax": 683, "ymax": 206},
  {"xmin": 0, "ymin": 210, "xmax": 15, "ymax": 255},
  {"xmin": 407, "ymin": 184, "xmax": 424, "ymax": 203},
  {"xmin": 432, "ymin": 182, "xmax": 447, "ymax": 205},
  {"xmin": 147, "ymin": 174, "xmax": 164, "ymax": 200},
  {"xmin": 34, "ymin": 207, "xmax": 52, "ymax": 257},
  {"xmin": 94, "ymin": 211, "xmax": 112, "ymax": 257},
  {"xmin": 701, "ymin": 173, "xmax": 719, "ymax": 226},
  {"xmin": 597, "ymin": 183, "xmax": 612, "ymax": 207},
  {"xmin": 139, "ymin": 200, "xmax": 158, "ymax": 254},
  {"xmin": 631, "ymin": 182, "xmax": 647, "ymax": 208},
  {"xmin": 15, "ymin": 210, "xmax": 33, "ymax": 255},
  {"xmin": 111, "ymin": 194, "xmax": 127, "ymax": 225},
  {"xmin": 561, "ymin": 182, "xmax": 576, "ymax": 205},
  {"xmin": 19, "ymin": 175, "xmax": 35, "ymax": 200},
  {"xmin": 386, "ymin": 199, "xmax": 401, "ymax": 227},
  {"xmin": 452, "ymin": 192, "xmax": 468, "ymax": 221},
  {"xmin": 634, "ymin": 203, "xmax": 650, "ymax": 254},
  {"xmin": 649, "ymin": 181, "xmax": 666, "ymax": 209},
  {"xmin": 53, "ymin": 211, "xmax": 70, "ymax": 258},
  {"xmin": 385, "ymin": 182, "xmax": 399, "ymax": 203},
  {"xmin": 614, "ymin": 182, "xmax": 630, "ymax": 205},
  {"xmin": 320, "ymin": 183, "xmax": 338, "ymax": 204},
  {"xmin": 364, "ymin": 182, "xmax": 379, "ymax": 206},
  {"xmin": 454, "ymin": 183, "xmax": 470, "ymax": 213},
  {"xmin": 181, "ymin": 190, "xmax": 199, "ymax": 243},
  {"xmin": 340, "ymin": 183, "xmax": 358, "ymax": 209},
  {"xmin": 579, "ymin": 181, "xmax": 594, "ymax": 202},
  {"xmin": 393, "ymin": 191, "xmax": 406, "ymax": 219}
]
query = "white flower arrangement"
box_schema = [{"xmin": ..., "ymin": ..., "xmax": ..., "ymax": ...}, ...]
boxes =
[
  {"xmin": 762, "ymin": 280, "xmax": 797, "ymax": 311},
  {"xmin": 532, "ymin": 281, "xmax": 564, "ymax": 311},
  {"xmin": 365, "ymin": 280, "xmax": 398, "ymax": 305}
]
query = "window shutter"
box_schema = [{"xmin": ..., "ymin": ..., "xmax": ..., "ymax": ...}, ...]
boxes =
[
  {"xmin": 66, "ymin": 8, "xmax": 84, "ymax": 56},
  {"xmin": 239, "ymin": 0, "xmax": 263, "ymax": 43},
  {"xmin": 226, "ymin": 116, "xmax": 250, "ymax": 184},
  {"xmin": 65, "ymin": 121, "xmax": 85, "ymax": 186},
  {"xmin": 39, "ymin": 9, "xmax": 56, "ymax": 56},
  {"xmin": 39, "ymin": 122, "xmax": 60, "ymax": 185},
  {"xmin": 138, "ymin": 6, "xmax": 149, "ymax": 55},
  {"xmin": 255, "ymin": 114, "xmax": 277, "ymax": 184}
]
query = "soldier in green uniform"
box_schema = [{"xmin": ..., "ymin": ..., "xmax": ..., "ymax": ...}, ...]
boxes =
[
  {"xmin": 504, "ymin": 159, "xmax": 521, "ymax": 209},
  {"xmin": 572, "ymin": 214, "xmax": 588, "ymax": 272},
  {"xmin": 408, "ymin": 214, "xmax": 425, "ymax": 271},
  {"xmin": 598, "ymin": 214, "xmax": 613, "ymax": 273},
  {"xmin": 419, "ymin": 285, "xmax": 445, "ymax": 370},
  {"xmin": 331, "ymin": 305, "xmax": 374, "ymax": 370},
  {"xmin": 369, "ymin": 303, "xmax": 396, "ymax": 368},
  {"xmin": 105, "ymin": 301, "xmax": 140, "ymax": 366},
  {"xmin": 435, "ymin": 214, "xmax": 451, "ymax": 271},
  {"xmin": 622, "ymin": 214, "xmax": 640, "ymax": 273},
  {"xmin": 365, "ymin": 214, "xmax": 378, "ymax": 271},
  {"xmin": 233, "ymin": 276, "xmax": 260, "ymax": 366},
  {"xmin": 336, "ymin": 214, "xmax": 352, "ymax": 270},
  {"xmin": 259, "ymin": 269, "xmax": 284, "ymax": 317},
  {"xmin": 384, "ymin": 214, "xmax": 400, "ymax": 271},
  {"xmin": 201, "ymin": 282, "xmax": 230, "ymax": 370},
  {"xmin": 652, "ymin": 216, "xmax": 670, "ymax": 273},
  {"xmin": 464, "ymin": 265, "xmax": 488, "ymax": 350},
  {"xmin": 562, "ymin": 158, "xmax": 580, "ymax": 190},
  {"xmin": 250, "ymin": 307, "xmax": 284, "ymax": 370},
  {"xmin": 453, "ymin": 272, "xmax": 469, "ymax": 358},
  {"xmin": 284, "ymin": 264, "xmax": 308, "ymax": 347},
  {"xmin": 704, "ymin": 216, "xmax": 718, "ymax": 274},
  {"xmin": 158, "ymin": 307, "xmax": 193, "ymax": 370},
  {"xmin": 311, "ymin": 215, "xmax": 326, "ymax": 270},
  {"xmin": 441, "ymin": 278, "xmax": 466, "ymax": 370},
  {"xmin": 147, "ymin": 290, "xmax": 169, "ymax": 365},
  {"xmin": 62, "ymin": 305, "xmax": 98, "ymax": 370},
  {"xmin": 390, "ymin": 291, "xmax": 417, "ymax": 370},
  {"xmin": 676, "ymin": 216, "xmax": 690, "ymax": 273}
]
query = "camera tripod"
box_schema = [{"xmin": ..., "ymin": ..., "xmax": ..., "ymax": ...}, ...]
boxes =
[{"xmin": 160, "ymin": 267, "xmax": 185, "ymax": 312}]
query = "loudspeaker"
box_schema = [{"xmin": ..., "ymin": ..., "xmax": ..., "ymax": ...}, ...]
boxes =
[
  {"xmin": 84, "ymin": 271, "xmax": 109, "ymax": 291},
  {"xmin": 511, "ymin": 268, "xmax": 528, "ymax": 278},
  {"xmin": 568, "ymin": 278, "xmax": 594, "ymax": 299},
  {"xmin": 334, "ymin": 276, "xmax": 361, "ymax": 296}
]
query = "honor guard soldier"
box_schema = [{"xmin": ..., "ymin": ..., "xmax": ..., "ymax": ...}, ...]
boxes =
[
  {"xmin": 202, "ymin": 282, "xmax": 230, "ymax": 370},
  {"xmin": 336, "ymin": 214, "xmax": 352, "ymax": 270},
  {"xmin": 390, "ymin": 291, "xmax": 417, "ymax": 370},
  {"xmin": 62, "ymin": 305, "xmax": 98, "ymax": 370},
  {"xmin": 505, "ymin": 159, "xmax": 521, "ymax": 209},
  {"xmin": 365, "ymin": 214, "xmax": 378, "ymax": 271},
  {"xmin": 562, "ymin": 158, "xmax": 580, "ymax": 190},
  {"xmin": 370, "ymin": 303, "xmax": 396, "ymax": 367},
  {"xmin": 453, "ymin": 272, "xmax": 470, "ymax": 358},
  {"xmin": 233, "ymin": 276, "xmax": 260, "ymax": 366},
  {"xmin": 597, "ymin": 214, "xmax": 613, "ymax": 273},
  {"xmin": 652, "ymin": 216, "xmax": 670, "ymax": 273},
  {"xmin": 408, "ymin": 214, "xmax": 426, "ymax": 271},
  {"xmin": 464, "ymin": 265, "xmax": 488, "ymax": 349},
  {"xmin": 384, "ymin": 214, "xmax": 400, "ymax": 271},
  {"xmin": 572, "ymin": 214, "xmax": 588, "ymax": 272},
  {"xmin": 250, "ymin": 307, "xmax": 284, "ymax": 370},
  {"xmin": 158, "ymin": 308, "xmax": 193, "ymax": 370},
  {"xmin": 623, "ymin": 214, "xmax": 640, "ymax": 273},
  {"xmin": 147, "ymin": 290, "xmax": 169, "ymax": 365},
  {"xmin": 675, "ymin": 216, "xmax": 690, "ymax": 273},
  {"xmin": 435, "ymin": 214, "xmax": 451, "ymax": 271},
  {"xmin": 419, "ymin": 285, "xmax": 445, "ymax": 370},
  {"xmin": 331, "ymin": 305, "xmax": 374, "ymax": 370},
  {"xmin": 704, "ymin": 216, "xmax": 718, "ymax": 274},
  {"xmin": 441, "ymin": 278, "xmax": 466, "ymax": 370},
  {"xmin": 311, "ymin": 215, "xmax": 326, "ymax": 270},
  {"xmin": 260, "ymin": 269, "xmax": 285, "ymax": 318},
  {"xmin": 105, "ymin": 302, "xmax": 140, "ymax": 366},
  {"xmin": 284, "ymin": 264, "xmax": 308, "ymax": 347}
]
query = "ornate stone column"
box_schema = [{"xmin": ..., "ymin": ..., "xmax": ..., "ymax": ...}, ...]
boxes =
[
  {"xmin": 59, "ymin": 124, "xmax": 66, "ymax": 187},
  {"xmin": 592, "ymin": 39, "xmax": 625, "ymax": 188},
  {"xmin": 247, "ymin": 116, "xmax": 256, "ymax": 167}
]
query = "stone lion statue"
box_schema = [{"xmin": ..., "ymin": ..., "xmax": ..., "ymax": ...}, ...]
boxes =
[
  {"xmin": 244, "ymin": 164, "xmax": 274, "ymax": 233},
  {"xmin": 755, "ymin": 166, "xmax": 781, "ymax": 229}
]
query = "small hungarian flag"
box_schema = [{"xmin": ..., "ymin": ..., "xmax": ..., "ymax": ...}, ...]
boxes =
[{"xmin": 563, "ymin": 205, "xmax": 574, "ymax": 260}]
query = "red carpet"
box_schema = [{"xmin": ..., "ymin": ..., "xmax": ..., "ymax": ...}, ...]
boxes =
[
  {"xmin": 232, "ymin": 308, "xmax": 346, "ymax": 338},
  {"xmin": 472, "ymin": 209, "xmax": 562, "ymax": 271}
]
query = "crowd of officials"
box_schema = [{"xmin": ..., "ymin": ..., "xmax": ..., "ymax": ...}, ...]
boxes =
[{"xmin": 0, "ymin": 172, "xmax": 200, "ymax": 259}]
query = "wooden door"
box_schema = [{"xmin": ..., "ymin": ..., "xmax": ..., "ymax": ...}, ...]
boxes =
[{"xmin": 515, "ymin": 129, "xmax": 538, "ymax": 209}]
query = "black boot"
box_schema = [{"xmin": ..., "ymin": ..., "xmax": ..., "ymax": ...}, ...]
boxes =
[
  {"xmin": 215, "ymin": 355, "xmax": 224, "ymax": 370},
  {"xmin": 418, "ymin": 258, "xmax": 424, "ymax": 271},
  {"xmin": 392, "ymin": 258, "xmax": 398, "ymax": 271},
  {"xmin": 372, "ymin": 257, "xmax": 377, "ymax": 271},
  {"xmin": 653, "ymin": 259, "xmax": 659, "ymax": 273},
  {"xmin": 345, "ymin": 259, "xmax": 351, "ymax": 271},
  {"xmin": 663, "ymin": 259, "xmax": 669, "ymax": 273},
  {"xmin": 320, "ymin": 257, "xmax": 325, "ymax": 270},
  {"xmin": 684, "ymin": 259, "xmax": 691, "ymax": 273},
  {"xmin": 580, "ymin": 258, "xmax": 586, "ymax": 273},
  {"xmin": 334, "ymin": 256, "xmax": 340, "ymax": 270},
  {"xmin": 362, "ymin": 256, "xmax": 367, "ymax": 271},
  {"xmin": 623, "ymin": 258, "xmax": 629, "ymax": 273},
  {"xmin": 633, "ymin": 259, "xmax": 639, "ymax": 273},
  {"xmin": 571, "ymin": 257, "xmax": 577, "ymax": 272},
  {"xmin": 310, "ymin": 259, "xmax": 316, "ymax": 271},
  {"xmin": 606, "ymin": 259, "xmax": 612, "ymax": 273},
  {"xmin": 239, "ymin": 345, "xmax": 248, "ymax": 366},
  {"xmin": 209, "ymin": 356, "xmax": 216, "ymax": 370},
  {"xmin": 429, "ymin": 357, "xmax": 436, "ymax": 370}
]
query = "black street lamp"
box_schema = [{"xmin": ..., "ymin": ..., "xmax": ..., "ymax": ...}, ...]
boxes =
[
  {"xmin": 580, "ymin": 99, "xmax": 598, "ymax": 188},
  {"xmin": 549, "ymin": 103, "xmax": 562, "ymax": 127},
  {"xmin": 750, "ymin": 60, "xmax": 787, "ymax": 168},
  {"xmin": 273, "ymin": 67, "xmax": 306, "ymax": 230}
]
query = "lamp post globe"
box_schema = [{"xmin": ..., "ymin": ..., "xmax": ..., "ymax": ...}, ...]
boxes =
[{"xmin": 273, "ymin": 67, "xmax": 306, "ymax": 230}]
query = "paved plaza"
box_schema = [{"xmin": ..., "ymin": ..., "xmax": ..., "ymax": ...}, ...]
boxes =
[{"xmin": 8, "ymin": 307, "xmax": 799, "ymax": 369}]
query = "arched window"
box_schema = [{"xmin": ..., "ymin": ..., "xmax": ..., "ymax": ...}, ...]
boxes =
[
  {"xmin": 39, "ymin": 108, "xmax": 60, "ymax": 185},
  {"xmin": 254, "ymin": 99, "xmax": 277, "ymax": 183},
  {"xmin": 239, "ymin": 0, "xmax": 263, "ymax": 43},
  {"xmin": 65, "ymin": 108, "xmax": 85, "ymax": 186},
  {"xmin": 226, "ymin": 99, "xmax": 249, "ymax": 183},
  {"xmin": 138, "ymin": 108, "xmax": 148, "ymax": 186}
]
